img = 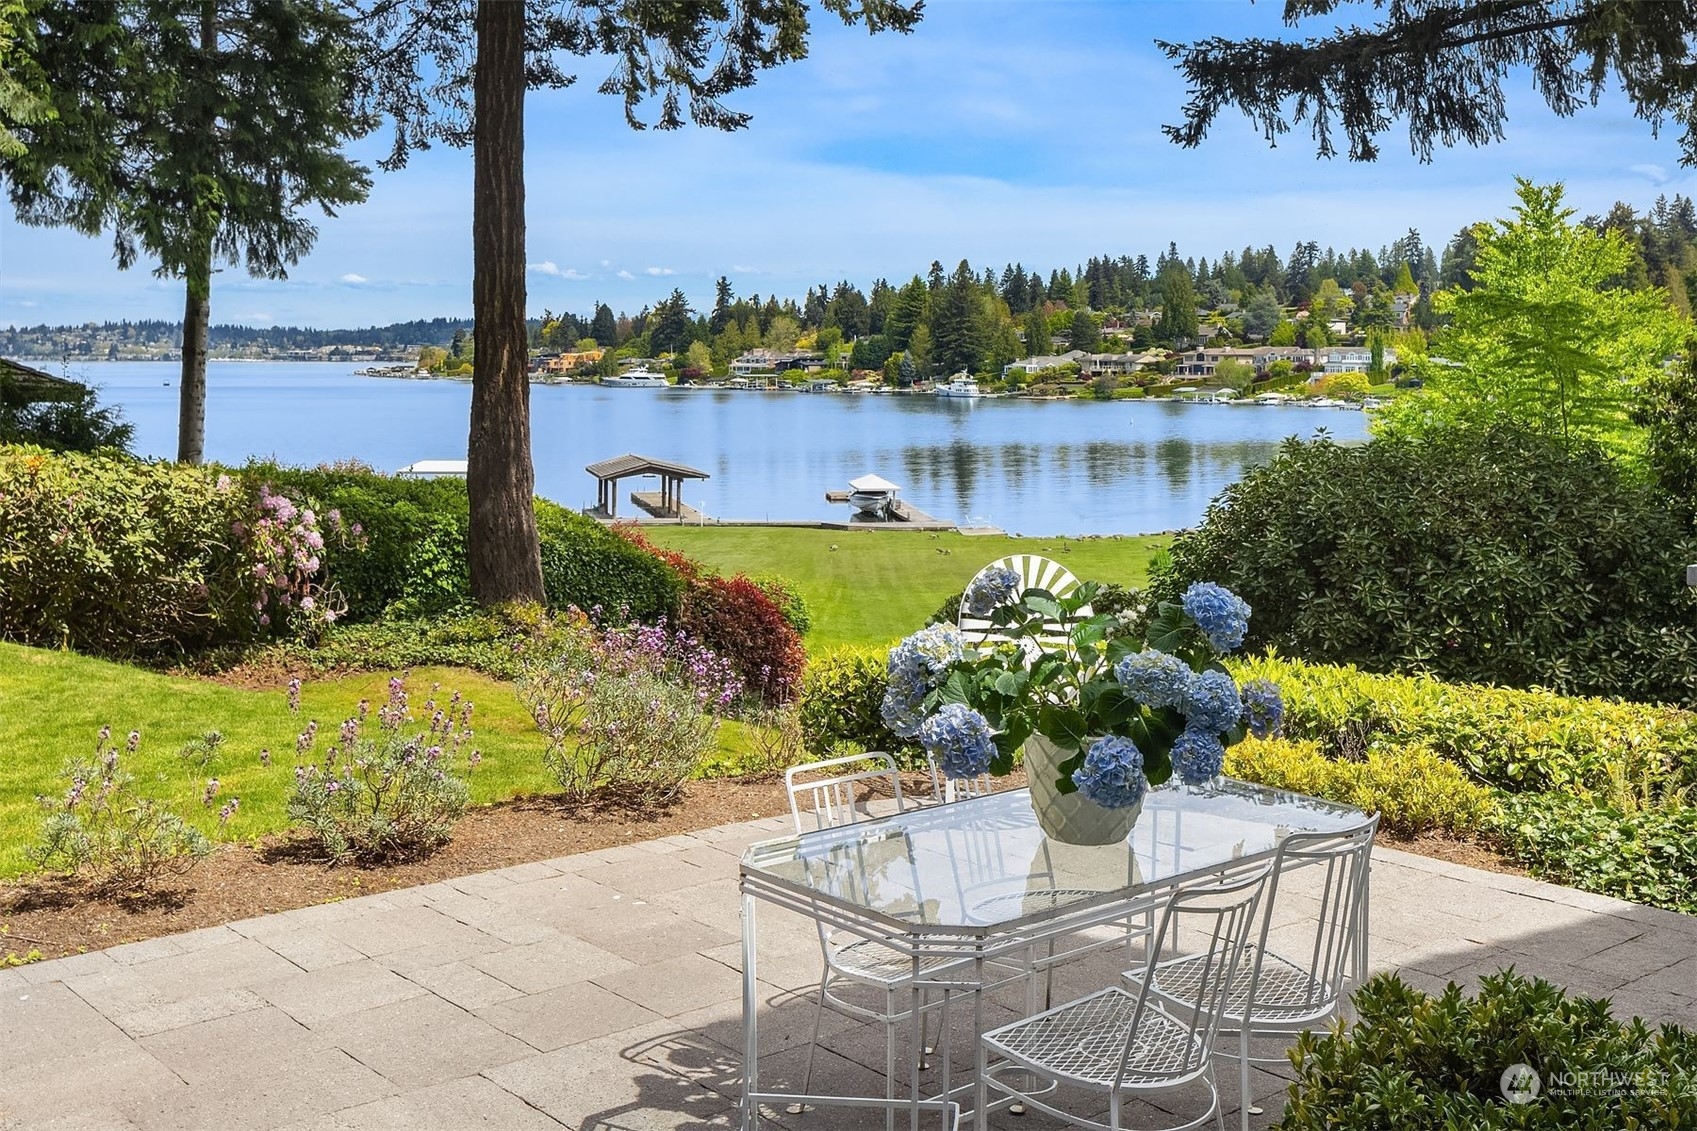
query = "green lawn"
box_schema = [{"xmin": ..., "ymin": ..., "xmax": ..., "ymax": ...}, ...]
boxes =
[
  {"xmin": 0, "ymin": 645, "xmax": 560, "ymax": 877},
  {"xmin": 645, "ymin": 527, "xmax": 1168, "ymax": 651}
]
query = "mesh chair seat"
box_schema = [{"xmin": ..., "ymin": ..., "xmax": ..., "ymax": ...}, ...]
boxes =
[
  {"xmin": 1141, "ymin": 945, "xmax": 1338, "ymax": 1026},
  {"xmin": 983, "ymin": 986, "xmax": 1206, "ymax": 1088}
]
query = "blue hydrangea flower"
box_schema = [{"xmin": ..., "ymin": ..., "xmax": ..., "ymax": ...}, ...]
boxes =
[
  {"xmin": 1172, "ymin": 726, "xmax": 1226, "ymax": 785},
  {"xmin": 963, "ymin": 565, "xmax": 1022, "ymax": 616},
  {"xmin": 1114, "ymin": 649, "xmax": 1191, "ymax": 708},
  {"xmin": 918, "ymin": 703, "xmax": 997, "ymax": 780},
  {"xmin": 1239, "ymin": 679, "xmax": 1285, "ymax": 739},
  {"xmin": 1071, "ymin": 735, "xmax": 1148, "ymax": 810},
  {"xmin": 1183, "ymin": 669, "xmax": 1243, "ymax": 735},
  {"xmin": 1182, "ymin": 582, "xmax": 1251, "ymax": 653},
  {"xmin": 879, "ymin": 624, "xmax": 967, "ymax": 739}
]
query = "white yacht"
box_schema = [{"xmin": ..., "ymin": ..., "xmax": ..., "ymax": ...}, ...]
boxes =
[
  {"xmin": 600, "ymin": 366, "xmax": 668, "ymax": 388},
  {"xmin": 935, "ymin": 375, "xmax": 981, "ymax": 398},
  {"xmin": 846, "ymin": 473, "xmax": 900, "ymax": 519}
]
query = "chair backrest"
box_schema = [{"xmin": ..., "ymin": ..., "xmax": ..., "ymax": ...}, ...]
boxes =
[
  {"xmin": 925, "ymin": 750, "xmax": 993, "ymax": 804},
  {"xmin": 1119, "ymin": 865, "xmax": 1272, "ymax": 1086},
  {"xmin": 785, "ymin": 752, "xmax": 907, "ymax": 833},
  {"xmin": 956, "ymin": 555, "xmax": 1090, "ymax": 652},
  {"xmin": 1256, "ymin": 814, "xmax": 1380, "ymax": 1016}
]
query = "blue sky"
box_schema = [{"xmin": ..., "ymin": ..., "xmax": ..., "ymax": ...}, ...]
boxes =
[{"xmin": 2, "ymin": 0, "xmax": 1692, "ymax": 329}]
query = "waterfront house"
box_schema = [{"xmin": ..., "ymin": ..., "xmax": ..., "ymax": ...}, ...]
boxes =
[
  {"xmin": 1172, "ymin": 346, "xmax": 1261, "ymax": 378},
  {"xmin": 1076, "ymin": 351, "xmax": 1165, "ymax": 377},
  {"xmin": 730, "ymin": 349, "xmax": 826, "ymax": 376},
  {"xmin": 539, "ymin": 348, "xmax": 605, "ymax": 374},
  {"xmin": 1002, "ymin": 350, "xmax": 1085, "ymax": 379},
  {"xmin": 1317, "ymin": 346, "xmax": 1397, "ymax": 374}
]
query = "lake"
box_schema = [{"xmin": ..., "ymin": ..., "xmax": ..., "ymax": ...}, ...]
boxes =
[{"xmin": 73, "ymin": 361, "xmax": 1368, "ymax": 536}]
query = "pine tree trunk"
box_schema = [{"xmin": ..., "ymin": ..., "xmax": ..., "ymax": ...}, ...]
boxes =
[
  {"xmin": 178, "ymin": 252, "xmax": 211, "ymax": 465},
  {"xmin": 467, "ymin": 0, "xmax": 545, "ymax": 607}
]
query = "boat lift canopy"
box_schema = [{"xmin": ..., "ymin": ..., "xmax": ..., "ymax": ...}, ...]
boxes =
[
  {"xmin": 586, "ymin": 453, "xmax": 710, "ymax": 517},
  {"xmin": 849, "ymin": 474, "xmax": 900, "ymax": 493}
]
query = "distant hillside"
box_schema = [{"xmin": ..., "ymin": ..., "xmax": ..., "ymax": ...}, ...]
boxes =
[{"xmin": 0, "ymin": 317, "xmax": 483, "ymax": 361}]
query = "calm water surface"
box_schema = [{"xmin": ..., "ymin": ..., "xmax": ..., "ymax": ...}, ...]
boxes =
[{"xmin": 76, "ymin": 361, "xmax": 1367, "ymax": 535}]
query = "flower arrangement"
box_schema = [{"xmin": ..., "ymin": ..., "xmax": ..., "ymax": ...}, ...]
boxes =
[{"xmin": 881, "ymin": 575, "xmax": 1281, "ymax": 813}]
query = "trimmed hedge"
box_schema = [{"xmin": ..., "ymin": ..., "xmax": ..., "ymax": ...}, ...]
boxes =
[
  {"xmin": 1153, "ymin": 427, "xmax": 1697, "ymax": 706},
  {"xmin": 1224, "ymin": 736, "xmax": 1497, "ymax": 838},
  {"xmin": 1278, "ymin": 971, "xmax": 1697, "ymax": 1129},
  {"xmin": 247, "ymin": 462, "xmax": 680, "ymax": 623},
  {"xmin": 797, "ymin": 645, "xmax": 916, "ymax": 761},
  {"xmin": 0, "ymin": 446, "xmax": 259, "ymax": 654},
  {"xmin": 1230, "ymin": 654, "xmax": 1697, "ymax": 795}
]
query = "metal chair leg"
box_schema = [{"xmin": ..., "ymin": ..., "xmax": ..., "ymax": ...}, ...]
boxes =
[{"xmin": 787, "ymin": 974, "xmax": 829, "ymax": 1116}]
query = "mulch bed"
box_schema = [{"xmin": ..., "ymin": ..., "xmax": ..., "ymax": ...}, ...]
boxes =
[
  {"xmin": 0, "ymin": 771, "xmax": 1528, "ymax": 966},
  {"xmin": 1, "ymin": 778, "xmax": 793, "ymax": 963}
]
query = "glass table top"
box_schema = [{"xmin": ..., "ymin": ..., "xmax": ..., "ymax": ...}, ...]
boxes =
[{"xmin": 742, "ymin": 779, "xmax": 1368, "ymax": 934}]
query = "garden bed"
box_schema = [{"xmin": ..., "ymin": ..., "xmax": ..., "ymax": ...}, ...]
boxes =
[{"xmin": 0, "ymin": 777, "xmax": 796, "ymax": 963}]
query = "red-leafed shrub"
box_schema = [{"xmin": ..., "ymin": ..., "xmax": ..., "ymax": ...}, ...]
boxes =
[{"xmin": 680, "ymin": 574, "xmax": 805, "ymax": 706}]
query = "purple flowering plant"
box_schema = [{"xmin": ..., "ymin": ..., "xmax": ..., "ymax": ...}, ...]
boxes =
[{"xmin": 891, "ymin": 572, "xmax": 1280, "ymax": 801}]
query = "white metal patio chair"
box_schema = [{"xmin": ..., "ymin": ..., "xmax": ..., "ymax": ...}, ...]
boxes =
[
  {"xmin": 956, "ymin": 555, "xmax": 1090, "ymax": 654},
  {"xmin": 784, "ymin": 753, "xmax": 1013, "ymax": 1120},
  {"xmin": 925, "ymin": 749, "xmax": 994, "ymax": 804},
  {"xmin": 979, "ymin": 865, "xmax": 1273, "ymax": 1131},
  {"xmin": 1133, "ymin": 816, "xmax": 1379, "ymax": 1131}
]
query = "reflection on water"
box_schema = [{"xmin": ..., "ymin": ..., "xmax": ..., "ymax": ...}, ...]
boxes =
[{"xmin": 82, "ymin": 362, "xmax": 1367, "ymax": 535}]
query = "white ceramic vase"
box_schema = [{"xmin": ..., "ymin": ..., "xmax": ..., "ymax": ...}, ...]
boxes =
[{"xmin": 1024, "ymin": 734, "xmax": 1142, "ymax": 846}]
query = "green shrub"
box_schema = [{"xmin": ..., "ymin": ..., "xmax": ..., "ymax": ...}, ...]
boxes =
[
  {"xmin": 261, "ymin": 610, "xmax": 552, "ymax": 679},
  {"xmin": 1278, "ymin": 970, "xmax": 1697, "ymax": 1129},
  {"xmin": 749, "ymin": 572, "xmax": 812, "ymax": 636},
  {"xmin": 1153, "ymin": 427, "xmax": 1697, "ymax": 706},
  {"xmin": 1224, "ymin": 736, "xmax": 1497, "ymax": 837},
  {"xmin": 1489, "ymin": 792, "xmax": 1697, "ymax": 915},
  {"xmin": 1230, "ymin": 654, "xmax": 1697, "ymax": 795},
  {"xmin": 31, "ymin": 728, "xmax": 217, "ymax": 892},
  {"xmin": 285, "ymin": 678, "xmax": 476, "ymax": 862},
  {"xmin": 246, "ymin": 462, "xmax": 680, "ymax": 623},
  {"xmin": 797, "ymin": 645, "xmax": 919, "ymax": 762},
  {"xmin": 0, "ymin": 448, "xmax": 264, "ymax": 655}
]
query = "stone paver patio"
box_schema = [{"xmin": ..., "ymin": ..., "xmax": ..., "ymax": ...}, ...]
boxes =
[{"xmin": 3, "ymin": 813, "xmax": 1695, "ymax": 1131}]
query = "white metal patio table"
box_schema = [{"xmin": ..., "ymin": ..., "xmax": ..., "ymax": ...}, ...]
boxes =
[{"xmin": 738, "ymin": 778, "xmax": 1371, "ymax": 1129}]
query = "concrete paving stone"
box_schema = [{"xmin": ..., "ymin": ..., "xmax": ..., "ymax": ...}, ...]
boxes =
[
  {"xmin": 373, "ymin": 883, "xmax": 446, "ymax": 908},
  {"xmin": 445, "ymin": 870, "xmax": 518, "ymax": 896},
  {"xmin": 1585, "ymin": 926, "xmax": 1697, "ymax": 982},
  {"xmin": 470, "ymin": 935, "xmax": 635, "ymax": 995},
  {"xmin": 137, "ymin": 1003, "xmax": 330, "ymax": 1079},
  {"xmin": 560, "ymin": 841, "xmax": 658, "ymax": 869},
  {"xmin": 312, "ymin": 1075, "xmax": 569, "ymax": 1129},
  {"xmin": 122, "ymin": 1047, "xmax": 395, "ymax": 1131},
  {"xmin": 321, "ymin": 904, "xmax": 501, "ymax": 961},
  {"xmin": 1496, "ymin": 910, "xmax": 1648, "ymax": 968},
  {"xmin": 477, "ymin": 979, "xmax": 662, "ymax": 1051},
  {"xmin": 1612, "ymin": 954, "xmax": 1697, "ymax": 1002},
  {"xmin": 574, "ymin": 852, "xmax": 714, "ymax": 897},
  {"xmin": 668, "ymin": 985, "xmax": 862, "ymax": 1060},
  {"xmin": 255, "ymin": 957, "xmax": 429, "ymax": 1026},
  {"xmin": 276, "ymin": 897, "xmax": 394, "ymax": 930},
  {"xmin": 0, "ymin": 1033, "xmax": 181, "ymax": 1127},
  {"xmin": 484, "ymin": 1019, "xmax": 744, "ymax": 1131},
  {"xmin": 638, "ymin": 833, "xmax": 707, "ymax": 854},
  {"xmin": 256, "ymin": 925, "xmax": 367, "ymax": 972},
  {"xmin": 64, "ymin": 938, "xmax": 301, "ymax": 1017},
  {"xmin": 594, "ymin": 951, "xmax": 745, "ymax": 1018},
  {"xmin": 110, "ymin": 986, "xmax": 269, "ymax": 1038},
  {"xmin": 486, "ymin": 860, "xmax": 570, "ymax": 883},
  {"xmin": 17, "ymin": 949, "xmax": 118, "ymax": 983},
  {"xmin": 103, "ymin": 936, "xmax": 190, "ymax": 966},
  {"xmin": 399, "ymin": 959, "xmax": 528, "ymax": 1010},
  {"xmin": 561, "ymin": 901, "xmax": 739, "ymax": 965},
  {"xmin": 702, "ymin": 940, "xmax": 822, "ymax": 995},
  {"xmin": 1, "ymin": 979, "xmax": 141, "ymax": 1070},
  {"xmin": 483, "ymin": 872, "xmax": 622, "ymax": 925},
  {"xmin": 2, "ymin": 1111, "xmax": 143, "ymax": 1130},
  {"xmin": 314, "ymin": 993, "xmax": 535, "ymax": 1089}
]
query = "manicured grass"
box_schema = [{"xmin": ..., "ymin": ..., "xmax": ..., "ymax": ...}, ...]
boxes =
[
  {"xmin": 0, "ymin": 644, "xmax": 559, "ymax": 877},
  {"xmin": 644, "ymin": 527, "xmax": 1168, "ymax": 651}
]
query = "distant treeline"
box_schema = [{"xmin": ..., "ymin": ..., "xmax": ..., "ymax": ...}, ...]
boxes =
[{"xmin": 0, "ymin": 317, "xmax": 477, "ymax": 356}]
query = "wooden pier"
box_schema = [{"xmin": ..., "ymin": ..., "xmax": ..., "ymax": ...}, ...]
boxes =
[{"xmin": 819, "ymin": 492, "xmax": 959, "ymax": 531}]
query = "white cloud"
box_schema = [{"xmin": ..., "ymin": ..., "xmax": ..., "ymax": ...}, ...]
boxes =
[
  {"xmin": 1630, "ymin": 163, "xmax": 1670, "ymax": 184},
  {"xmin": 645, "ymin": 266, "xmax": 676, "ymax": 276},
  {"xmin": 339, "ymin": 273, "xmax": 368, "ymax": 284},
  {"xmin": 616, "ymin": 269, "xmax": 635, "ymax": 281},
  {"xmin": 600, "ymin": 259, "xmax": 612, "ymax": 267},
  {"xmin": 246, "ymin": 312, "xmax": 274, "ymax": 323},
  {"xmin": 731, "ymin": 265, "xmax": 760, "ymax": 275},
  {"xmin": 528, "ymin": 260, "xmax": 562, "ymax": 276}
]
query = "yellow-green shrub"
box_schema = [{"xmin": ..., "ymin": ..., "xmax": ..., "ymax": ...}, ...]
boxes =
[
  {"xmin": 797, "ymin": 645, "xmax": 915, "ymax": 761},
  {"xmin": 1230, "ymin": 654, "xmax": 1697, "ymax": 796},
  {"xmin": 1224, "ymin": 736, "xmax": 1498, "ymax": 837}
]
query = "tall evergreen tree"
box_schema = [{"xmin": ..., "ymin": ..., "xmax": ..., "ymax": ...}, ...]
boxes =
[
  {"xmin": 709, "ymin": 276, "xmax": 734, "ymax": 334},
  {"xmin": 8, "ymin": 0, "xmax": 371, "ymax": 464},
  {"xmin": 1023, "ymin": 307, "xmax": 1052, "ymax": 357},
  {"xmin": 352, "ymin": 0, "xmax": 920, "ymax": 606},
  {"xmin": 590, "ymin": 302, "xmax": 617, "ymax": 347},
  {"xmin": 930, "ymin": 260, "xmax": 988, "ymax": 375}
]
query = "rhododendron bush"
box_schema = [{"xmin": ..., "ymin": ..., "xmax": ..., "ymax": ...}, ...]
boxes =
[{"xmin": 0, "ymin": 446, "xmax": 346, "ymax": 655}]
